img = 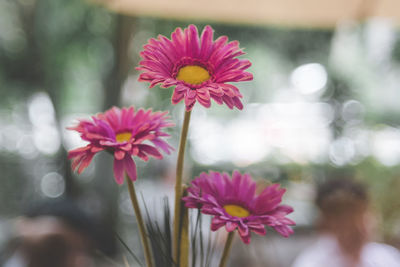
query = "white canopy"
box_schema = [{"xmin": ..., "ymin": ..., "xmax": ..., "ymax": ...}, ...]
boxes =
[{"xmin": 93, "ymin": 0, "xmax": 400, "ymax": 27}]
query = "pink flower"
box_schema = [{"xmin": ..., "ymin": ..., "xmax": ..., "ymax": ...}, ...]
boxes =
[
  {"xmin": 183, "ymin": 171, "xmax": 295, "ymax": 244},
  {"xmin": 68, "ymin": 107, "xmax": 174, "ymax": 184},
  {"xmin": 137, "ymin": 25, "xmax": 253, "ymax": 111}
]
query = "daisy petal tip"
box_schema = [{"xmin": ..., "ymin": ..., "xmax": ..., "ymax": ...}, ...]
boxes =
[
  {"xmin": 114, "ymin": 176, "xmax": 124, "ymax": 185},
  {"xmin": 239, "ymin": 234, "xmax": 251, "ymax": 244}
]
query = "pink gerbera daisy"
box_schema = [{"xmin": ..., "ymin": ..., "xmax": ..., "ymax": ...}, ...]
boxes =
[
  {"xmin": 68, "ymin": 107, "xmax": 174, "ymax": 184},
  {"xmin": 183, "ymin": 171, "xmax": 295, "ymax": 244},
  {"xmin": 137, "ymin": 25, "xmax": 253, "ymax": 111}
]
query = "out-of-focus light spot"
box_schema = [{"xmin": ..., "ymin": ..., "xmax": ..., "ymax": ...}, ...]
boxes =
[
  {"xmin": 121, "ymin": 75, "xmax": 148, "ymax": 107},
  {"xmin": 190, "ymin": 117, "xmax": 226, "ymax": 165},
  {"xmin": 330, "ymin": 22, "xmax": 361, "ymax": 74},
  {"xmin": 227, "ymin": 121, "xmax": 270, "ymax": 166},
  {"xmin": 28, "ymin": 93, "xmax": 54, "ymax": 126},
  {"xmin": 329, "ymin": 137, "xmax": 355, "ymax": 166},
  {"xmin": 190, "ymin": 103, "xmax": 333, "ymax": 165},
  {"xmin": 190, "ymin": 107, "xmax": 270, "ymax": 165},
  {"xmin": 33, "ymin": 126, "xmax": 60, "ymax": 155},
  {"xmin": 28, "ymin": 92, "xmax": 60, "ymax": 155},
  {"xmin": 343, "ymin": 126, "xmax": 370, "ymax": 163},
  {"xmin": 365, "ymin": 19, "xmax": 396, "ymax": 63},
  {"xmin": 372, "ymin": 127, "xmax": 400, "ymax": 166},
  {"xmin": 16, "ymin": 135, "xmax": 38, "ymax": 159},
  {"xmin": 342, "ymin": 100, "xmax": 364, "ymax": 123},
  {"xmin": 40, "ymin": 172, "xmax": 65, "ymax": 198},
  {"xmin": 290, "ymin": 63, "xmax": 327, "ymax": 95},
  {"xmin": 2, "ymin": 125, "xmax": 22, "ymax": 152},
  {"xmin": 61, "ymin": 115, "xmax": 89, "ymax": 151},
  {"xmin": 261, "ymin": 102, "xmax": 333, "ymax": 164}
]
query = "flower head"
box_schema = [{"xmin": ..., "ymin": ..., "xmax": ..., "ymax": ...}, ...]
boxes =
[
  {"xmin": 137, "ymin": 25, "xmax": 253, "ymax": 111},
  {"xmin": 183, "ymin": 171, "xmax": 295, "ymax": 244},
  {"xmin": 68, "ymin": 107, "xmax": 174, "ymax": 184}
]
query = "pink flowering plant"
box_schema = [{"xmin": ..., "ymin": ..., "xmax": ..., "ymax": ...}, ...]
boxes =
[
  {"xmin": 137, "ymin": 24, "xmax": 252, "ymax": 111},
  {"xmin": 67, "ymin": 24, "xmax": 294, "ymax": 267},
  {"xmin": 68, "ymin": 107, "xmax": 174, "ymax": 184},
  {"xmin": 183, "ymin": 171, "xmax": 295, "ymax": 244}
]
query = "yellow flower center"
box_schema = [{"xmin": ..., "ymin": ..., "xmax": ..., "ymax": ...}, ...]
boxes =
[
  {"xmin": 176, "ymin": 65, "xmax": 210, "ymax": 85},
  {"xmin": 224, "ymin": 204, "xmax": 250, "ymax": 218},
  {"xmin": 116, "ymin": 132, "xmax": 132, "ymax": 143}
]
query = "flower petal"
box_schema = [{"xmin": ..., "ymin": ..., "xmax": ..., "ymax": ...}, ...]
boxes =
[
  {"xmin": 115, "ymin": 150, "xmax": 125, "ymax": 160},
  {"xmin": 124, "ymin": 156, "xmax": 137, "ymax": 182},
  {"xmin": 113, "ymin": 158, "xmax": 125, "ymax": 185}
]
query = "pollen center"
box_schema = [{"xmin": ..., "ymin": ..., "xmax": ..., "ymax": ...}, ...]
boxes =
[
  {"xmin": 224, "ymin": 204, "xmax": 250, "ymax": 218},
  {"xmin": 116, "ymin": 132, "xmax": 132, "ymax": 143},
  {"xmin": 176, "ymin": 65, "xmax": 210, "ymax": 85}
]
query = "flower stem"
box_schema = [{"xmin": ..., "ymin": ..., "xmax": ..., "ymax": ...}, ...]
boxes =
[
  {"xmin": 173, "ymin": 110, "xmax": 192, "ymax": 265},
  {"xmin": 126, "ymin": 175, "xmax": 153, "ymax": 267},
  {"xmin": 179, "ymin": 186, "xmax": 190, "ymax": 267},
  {"xmin": 218, "ymin": 232, "xmax": 235, "ymax": 267}
]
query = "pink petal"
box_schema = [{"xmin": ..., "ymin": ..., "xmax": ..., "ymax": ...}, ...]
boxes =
[
  {"xmin": 210, "ymin": 217, "xmax": 226, "ymax": 231},
  {"xmin": 77, "ymin": 153, "xmax": 94, "ymax": 174},
  {"xmin": 114, "ymin": 150, "xmax": 125, "ymax": 160},
  {"xmin": 91, "ymin": 146, "xmax": 104, "ymax": 153},
  {"xmin": 138, "ymin": 144, "xmax": 163, "ymax": 159},
  {"xmin": 68, "ymin": 146, "xmax": 91, "ymax": 158},
  {"xmin": 273, "ymin": 225, "xmax": 294, "ymax": 238},
  {"xmin": 124, "ymin": 156, "xmax": 137, "ymax": 181},
  {"xmin": 187, "ymin": 24, "xmax": 200, "ymax": 58},
  {"xmin": 225, "ymin": 221, "xmax": 238, "ymax": 232},
  {"xmin": 249, "ymin": 224, "xmax": 266, "ymax": 236},
  {"xmin": 232, "ymin": 96, "xmax": 243, "ymax": 110},
  {"xmin": 184, "ymin": 93, "xmax": 197, "ymax": 110},
  {"xmin": 238, "ymin": 222, "xmax": 249, "ymax": 238},
  {"xmin": 199, "ymin": 25, "xmax": 214, "ymax": 59},
  {"xmin": 71, "ymin": 155, "xmax": 84, "ymax": 171},
  {"xmin": 113, "ymin": 158, "xmax": 125, "ymax": 185},
  {"xmin": 172, "ymin": 88, "xmax": 185, "ymax": 104},
  {"xmin": 238, "ymin": 232, "xmax": 251, "ymax": 244},
  {"xmin": 197, "ymin": 94, "xmax": 211, "ymax": 108}
]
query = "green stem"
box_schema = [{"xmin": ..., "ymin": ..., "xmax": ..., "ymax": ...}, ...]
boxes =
[
  {"xmin": 173, "ymin": 110, "xmax": 192, "ymax": 265},
  {"xmin": 179, "ymin": 186, "xmax": 189, "ymax": 267},
  {"xmin": 218, "ymin": 232, "xmax": 235, "ymax": 267},
  {"xmin": 126, "ymin": 175, "xmax": 153, "ymax": 267}
]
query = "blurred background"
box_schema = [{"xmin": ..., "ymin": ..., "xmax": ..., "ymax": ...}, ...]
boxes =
[{"xmin": 0, "ymin": 0, "xmax": 400, "ymax": 266}]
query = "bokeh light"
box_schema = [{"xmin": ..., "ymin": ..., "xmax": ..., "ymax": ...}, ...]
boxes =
[{"xmin": 40, "ymin": 172, "xmax": 65, "ymax": 198}]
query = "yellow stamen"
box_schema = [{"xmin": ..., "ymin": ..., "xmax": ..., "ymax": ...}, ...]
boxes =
[
  {"xmin": 224, "ymin": 204, "xmax": 250, "ymax": 218},
  {"xmin": 176, "ymin": 65, "xmax": 210, "ymax": 85},
  {"xmin": 116, "ymin": 132, "xmax": 132, "ymax": 143}
]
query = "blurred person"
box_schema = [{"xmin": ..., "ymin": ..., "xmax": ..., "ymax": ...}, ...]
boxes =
[
  {"xmin": 0, "ymin": 199, "xmax": 116, "ymax": 267},
  {"xmin": 292, "ymin": 178, "xmax": 400, "ymax": 267}
]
